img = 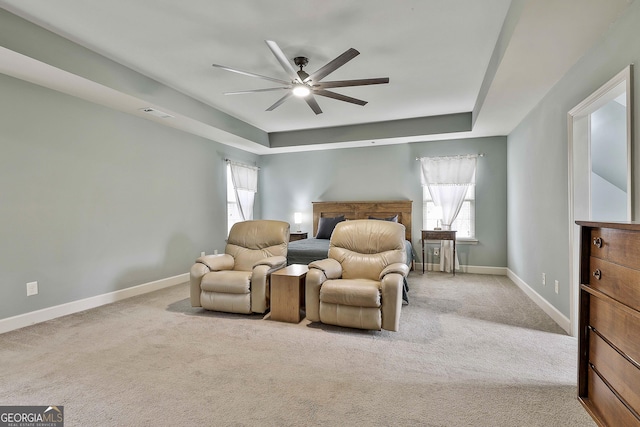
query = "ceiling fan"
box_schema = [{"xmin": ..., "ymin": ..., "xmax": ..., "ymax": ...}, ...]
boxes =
[{"xmin": 212, "ymin": 40, "xmax": 389, "ymax": 115}]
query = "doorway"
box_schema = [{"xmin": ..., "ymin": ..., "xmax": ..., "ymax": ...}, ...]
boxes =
[{"xmin": 567, "ymin": 65, "xmax": 632, "ymax": 336}]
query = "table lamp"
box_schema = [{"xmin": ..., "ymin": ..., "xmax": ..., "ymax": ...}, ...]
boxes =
[{"xmin": 432, "ymin": 206, "xmax": 443, "ymax": 230}]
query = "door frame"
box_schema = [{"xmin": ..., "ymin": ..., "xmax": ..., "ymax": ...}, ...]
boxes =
[{"xmin": 567, "ymin": 65, "xmax": 633, "ymax": 336}]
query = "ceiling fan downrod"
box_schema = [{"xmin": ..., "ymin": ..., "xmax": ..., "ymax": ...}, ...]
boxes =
[{"xmin": 294, "ymin": 57, "xmax": 310, "ymax": 81}]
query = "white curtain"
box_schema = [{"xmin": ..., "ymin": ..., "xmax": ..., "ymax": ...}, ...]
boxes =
[
  {"xmin": 420, "ymin": 156, "xmax": 477, "ymax": 272},
  {"xmin": 228, "ymin": 161, "xmax": 258, "ymax": 221}
]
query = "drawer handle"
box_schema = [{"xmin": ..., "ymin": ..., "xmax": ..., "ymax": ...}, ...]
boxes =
[
  {"xmin": 593, "ymin": 237, "xmax": 603, "ymax": 248},
  {"xmin": 593, "ymin": 269, "xmax": 602, "ymax": 280}
]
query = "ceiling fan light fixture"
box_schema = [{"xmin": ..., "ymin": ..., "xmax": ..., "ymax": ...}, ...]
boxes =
[
  {"xmin": 212, "ymin": 41, "xmax": 389, "ymax": 114},
  {"xmin": 292, "ymin": 84, "xmax": 311, "ymax": 97}
]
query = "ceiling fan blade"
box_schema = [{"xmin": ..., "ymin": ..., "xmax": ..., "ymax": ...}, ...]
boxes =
[
  {"xmin": 266, "ymin": 92, "xmax": 294, "ymax": 111},
  {"xmin": 224, "ymin": 87, "xmax": 291, "ymax": 95},
  {"xmin": 212, "ymin": 63, "xmax": 290, "ymax": 85},
  {"xmin": 304, "ymin": 95, "xmax": 323, "ymax": 115},
  {"xmin": 314, "ymin": 89, "xmax": 367, "ymax": 106},
  {"xmin": 265, "ymin": 40, "xmax": 300, "ymax": 82},
  {"xmin": 317, "ymin": 77, "xmax": 389, "ymax": 89},
  {"xmin": 305, "ymin": 48, "xmax": 360, "ymax": 83}
]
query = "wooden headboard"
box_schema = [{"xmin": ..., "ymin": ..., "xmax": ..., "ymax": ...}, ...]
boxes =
[{"xmin": 312, "ymin": 200, "xmax": 413, "ymax": 242}]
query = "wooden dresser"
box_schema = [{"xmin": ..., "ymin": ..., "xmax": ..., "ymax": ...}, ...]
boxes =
[{"xmin": 576, "ymin": 221, "xmax": 640, "ymax": 426}]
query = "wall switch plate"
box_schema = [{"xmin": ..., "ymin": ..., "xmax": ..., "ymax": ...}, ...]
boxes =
[
  {"xmin": 26, "ymin": 281, "xmax": 38, "ymax": 296},
  {"xmin": 542, "ymin": 273, "xmax": 546, "ymax": 286},
  {"xmin": 555, "ymin": 280, "xmax": 559, "ymax": 294}
]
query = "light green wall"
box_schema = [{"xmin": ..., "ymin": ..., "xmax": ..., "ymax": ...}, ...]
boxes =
[
  {"xmin": 507, "ymin": 0, "xmax": 640, "ymax": 317},
  {"xmin": 260, "ymin": 136, "xmax": 507, "ymax": 268},
  {"xmin": 0, "ymin": 74, "xmax": 256, "ymax": 320}
]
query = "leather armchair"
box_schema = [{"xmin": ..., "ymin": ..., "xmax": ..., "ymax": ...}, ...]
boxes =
[
  {"xmin": 190, "ymin": 220, "xmax": 289, "ymax": 314},
  {"xmin": 306, "ymin": 219, "xmax": 409, "ymax": 331}
]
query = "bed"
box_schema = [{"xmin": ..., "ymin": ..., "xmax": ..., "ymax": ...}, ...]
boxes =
[{"xmin": 287, "ymin": 200, "xmax": 415, "ymax": 303}]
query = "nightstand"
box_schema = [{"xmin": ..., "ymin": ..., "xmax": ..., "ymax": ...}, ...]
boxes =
[{"xmin": 289, "ymin": 232, "xmax": 308, "ymax": 242}]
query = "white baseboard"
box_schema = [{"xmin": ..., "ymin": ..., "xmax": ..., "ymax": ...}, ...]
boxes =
[
  {"xmin": 507, "ymin": 269, "xmax": 571, "ymax": 334},
  {"xmin": 0, "ymin": 273, "xmax": 188, "ymax": 335},
  {"xmin": 420, "ymin": 263, "xmax": 508, "ymax": 276}
]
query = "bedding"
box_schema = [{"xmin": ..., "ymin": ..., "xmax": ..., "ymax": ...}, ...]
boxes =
[{"xmin": 286, "ymin": 237, "xmax": 331, "ymax": 266}]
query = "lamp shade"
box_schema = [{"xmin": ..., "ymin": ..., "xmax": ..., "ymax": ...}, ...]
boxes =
[
  {"xmin": 432, "ymin": 206, "xmax": 443, "ymax": 220},
  {"xmin": 294, "ymin": 212, "xmax": 302, "ymax": 224},
  {"xmin": 432, "ymin": 206, "xmax": 444, "ymax": 230}
]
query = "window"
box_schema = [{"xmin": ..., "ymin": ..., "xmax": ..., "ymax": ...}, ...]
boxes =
[
  {"xmin": 423, "ymin": 185, "xmax": 475, "ymax": 238},
  {"xmin": 419, "ymin": 155, "xmax": 477, "ymax": 240},
  {"xmin": 226, "ymin": 161, "xmax": 258, "ymax": 233},
  {"xmin": 226, "ymin": 164, "xmax": 242, "ymax": 233}
]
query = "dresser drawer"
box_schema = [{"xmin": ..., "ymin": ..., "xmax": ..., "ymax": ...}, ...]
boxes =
[
  {"xmin": 589, "ymin": 296, "xmax": 640, "ymax": 368},
  {"xmin": 586, "ymin": 365, "xmax": 640, "ymax": 426},
  {"xmin": 590, "ymin": 228, "xmax": 640, "ymax": 270},
  {"xmin": 589, "ymin": 257, "xmax": 640, "ymax": 313},
  {"xmin": 589, "ymin": 329, "xmax": 640, "ymax": 415}
]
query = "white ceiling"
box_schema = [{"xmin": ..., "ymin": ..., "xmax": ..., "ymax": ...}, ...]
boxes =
[{"xmin": 0, "ymin": 0, "xmax": 634, "ymax": 153}]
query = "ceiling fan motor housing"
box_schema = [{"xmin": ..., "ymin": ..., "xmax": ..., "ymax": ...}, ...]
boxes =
[{"xmin": 293, "ymin": 56, "xmax": 309, "ymax": 68}]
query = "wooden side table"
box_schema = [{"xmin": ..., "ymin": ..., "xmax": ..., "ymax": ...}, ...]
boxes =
[
  {"xmin": 421, "ymin": 230, "xmax": 457, "ymax": 276},
  {"xmin": 270, "ymin": 264, "xmax": 308, "ymax": 323},
  {"xmin": 289, "ymin": 232, "xmax": 308, "ymax": 242}
]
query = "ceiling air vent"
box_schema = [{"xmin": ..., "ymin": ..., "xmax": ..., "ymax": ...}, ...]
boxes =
[{"xmin": 139, "ymin": 107, "xmax": 173, "ymax": 119}]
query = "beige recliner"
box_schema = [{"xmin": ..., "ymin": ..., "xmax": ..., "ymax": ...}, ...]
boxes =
[
  {"xmin": 306, "ymin": 219, "xmax": 409, "ymax": 331},
  {"xmin": 190, "ymin": 220, "xmax": 289, "ymax": 314}
]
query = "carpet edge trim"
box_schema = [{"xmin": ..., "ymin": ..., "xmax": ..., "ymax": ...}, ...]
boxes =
[{"xmin": 0, "ymin": 273, "xmax": 188, "ymax": 334}]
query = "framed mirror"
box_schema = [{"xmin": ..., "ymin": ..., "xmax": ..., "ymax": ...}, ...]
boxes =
[{"xmin": 568, "ymin": 64, "xmax": 633, "ymax": 336}]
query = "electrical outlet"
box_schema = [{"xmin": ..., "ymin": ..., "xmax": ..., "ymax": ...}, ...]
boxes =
[
  {"xmin": 26, "ymin": 281, "xmax": 38, "ymax": 296},
  {"xmin": 200, "ymin": 251, "xmax": 205, "ymax": 257},
  {"xmin": 542, "ymin": 273, "xmax": 546, "ymax": 286},
  {"xmin": 555, "ymin": 280, "xmax": 559, "ymax": 294},
  {"xmin": 433, "ymin": 248, "xmax": 439, "ymax": 256}
]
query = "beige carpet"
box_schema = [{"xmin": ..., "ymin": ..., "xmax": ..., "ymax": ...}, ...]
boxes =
[{"xmin": 0, "ymin": 272, "xmax": 595, "ymax": 426}]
